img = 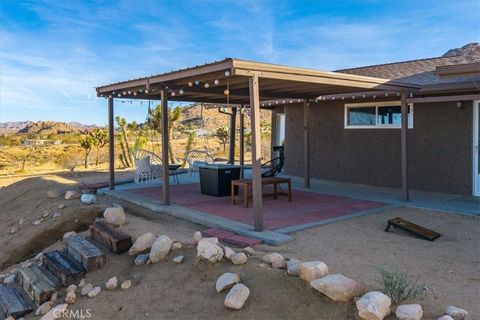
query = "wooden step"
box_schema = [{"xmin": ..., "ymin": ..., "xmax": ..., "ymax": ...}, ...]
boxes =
[
  {"xmin": 66, "ymin": 235, "xmax": 106, "ymax": 272},
  {"xmin": 43, "ymin": 251, "xmax": 85, "ymax": 286},
  {"xmin": 17, "ymin": 266, "xmax": 58, "ymax": 305},
  {"xmin": 89, "ymin": 221, "xmax": 132, "ymax": 254},
  {"xmin": 0, "ymin": 285, "xmax": 33, "ymax": 318}
]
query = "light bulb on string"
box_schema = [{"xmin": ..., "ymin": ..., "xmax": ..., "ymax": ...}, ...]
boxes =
[
  {"xmin": 224, "ymin": 70, "xmax": 231, "ymax": 77},
  {"xmin": 204, "ymin": 83, "xmax": 210, "ymax": 88},
  {"xmin": 224, "ymin": 89, "xmax": 229, "ymax": 95},
  {"xmin": 133, "ymin": 92, "xmax": 137, "ymax": 96},
  {"xmin": 117, "ymin": 94, "xmax": 121, "ymax": 97},
  {"xmin": 195, "ymin": 80, "xmax": 200, "ymax": 86},
  {"xmin": 127, "ymin": 91, "xmax": 132, "ymax": 95},
  {"xmin": 179, "ymin": 89, "xmax": 184, "ymax": 95},
  {"xmin": 188, "ymin": 81, "xmax": 193, "ymax": 87},
  {"xmin": 171, "ymin": 91, "xmax": 176, "ymax": 97},
  {"xmin": 145, "ymin": 89, "xmax": 149, "ymax": 94},
  {"xmin": 214, "ymin": 79, "xmax": 220, "ymax": 85}
]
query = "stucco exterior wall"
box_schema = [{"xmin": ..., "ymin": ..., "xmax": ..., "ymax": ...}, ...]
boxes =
[{"xmin": 280, "ymin": 100, "xmax": 472, "ymax": 195}]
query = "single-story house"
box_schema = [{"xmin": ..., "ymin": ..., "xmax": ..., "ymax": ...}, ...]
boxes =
[
  {"xmin": 96, "ymin": 43, "xmax": 479, "ymax": 231},
  {"xmin": 273, "ymin": 43, "xmax": 480, "ymax": 196}
]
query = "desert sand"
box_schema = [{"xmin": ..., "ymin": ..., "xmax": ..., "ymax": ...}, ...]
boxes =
[{"xmin": 1, "ymin": 172, "xmax": 478, "ymax": 319}]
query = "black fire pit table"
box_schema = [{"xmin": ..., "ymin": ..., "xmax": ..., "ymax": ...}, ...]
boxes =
[{"xmin": 199, "ymin": 164, "xmax": 242, "ymax": 197}]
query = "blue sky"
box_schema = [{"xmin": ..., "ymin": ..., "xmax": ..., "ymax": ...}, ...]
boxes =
[{"xmin": 0, "ymin": 0, "xmax": 479, "ymax": 125}]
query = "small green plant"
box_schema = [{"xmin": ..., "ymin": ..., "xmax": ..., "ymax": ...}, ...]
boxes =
[{"xmin": 378, "ymin": 268, "xmax": 427, "ymax": 305}]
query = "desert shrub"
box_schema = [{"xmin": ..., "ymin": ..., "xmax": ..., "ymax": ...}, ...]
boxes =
[
  {"xmin": 378, "ymin": 268, "xmax": 427, "ymax": 305},
  {"xmin": 57, "ymin": 151, "xmax": 81, "ymax": 171}
]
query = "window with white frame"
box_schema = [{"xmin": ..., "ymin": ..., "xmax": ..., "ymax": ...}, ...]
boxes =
[{"xmin": 344, "ymin": 101, "xmax": 413, "ymax": 129}]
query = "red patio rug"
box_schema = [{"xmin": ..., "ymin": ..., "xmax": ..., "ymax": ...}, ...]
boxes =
[{"xmin": 128, "ymin": 183, "xmax": 386, "ymax": 230}]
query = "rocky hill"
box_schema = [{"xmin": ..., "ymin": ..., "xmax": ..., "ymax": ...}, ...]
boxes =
[
  {"xmin": 0, "ymin": 121, "xmax": 101, "ymax": 135},
  {"xmin": 442, "ymin": 42, "xmax": 479, "ymax": 57},
  {"xmin": 0, "ymin": 121, "xmax": 32, "ymax": 135}
]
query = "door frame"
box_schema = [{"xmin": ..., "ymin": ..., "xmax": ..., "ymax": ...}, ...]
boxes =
[{"xmin": 473, "ymin": 100, "xmax": 480, "ymax": 196}]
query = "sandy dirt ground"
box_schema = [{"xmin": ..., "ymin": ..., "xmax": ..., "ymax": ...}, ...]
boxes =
[{"xmin": 1, "ymin": 172, "xmax": 479, "ymax": 319}]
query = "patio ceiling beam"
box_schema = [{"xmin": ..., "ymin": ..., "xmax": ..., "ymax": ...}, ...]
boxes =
[
  {"xmin": 96, "ymin": 59, "xmax": 234, "ymax": 94},
  {"xmin": 234, "ymin": 68, "xmax": 411, "ymax": 92},
  {"xmin": 249, "ymin": 74, "xmax": 263, "ymax": 231},
  {"xmin": 161, "ymin": 89, "xmax": 170, "ymax": 205}
]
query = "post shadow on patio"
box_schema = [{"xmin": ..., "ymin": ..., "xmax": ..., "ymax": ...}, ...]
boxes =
[{"xmin": 96, "ymin": 58, "xmax": 419, "ymax": 231}]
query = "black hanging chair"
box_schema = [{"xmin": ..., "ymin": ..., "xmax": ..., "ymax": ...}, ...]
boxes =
[{"xmin": 261, "ymin": 145, "xmax": 285, "ymax": 178}]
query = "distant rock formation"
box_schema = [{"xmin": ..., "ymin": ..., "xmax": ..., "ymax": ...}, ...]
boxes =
[
  {"xmin": 442, "ymin": 42, "xmax": 480, "ymax": 57},
  {"xmin": 0, "ymin": 121, "xmax": 101, "ymax": 135}
]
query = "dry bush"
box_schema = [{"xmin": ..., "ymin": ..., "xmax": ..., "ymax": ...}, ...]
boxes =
[{"xmin": 378, "ymin": 268, "xmax": 427, "ymax": 305}]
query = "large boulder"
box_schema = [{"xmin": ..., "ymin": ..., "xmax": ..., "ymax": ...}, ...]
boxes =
[
  {"xmin": 129, "ymin": 232, "xmax": 156, "ymax": 255},
  {"xmin": 356, "ymin": 291, "xmax": 391, "ymax": 320},
  {"xmin": 287, "ymin": 259, "xmax": 302, "ymax": 276},
  {"xmin": 106, "ymin": 277, "xmax": 118, "ymax": 290},
  {"xmin": 223, "ymin": 246, "xmax": 235, "ymax": 260},
  {"xmin": 224, "ymin": 283, "xmax": 250, "ymax": 310},
  {"xmin": 65, "ymin": 291, "xmax": 76, "ymax": 304},
  {"xmin": 298, "ymin": 261, "xmax": 329, "ymax": 282},
  {"xmin": 103, "ymin": 207, "xmax": 126, "ymax": 226},
  {"xmin": 395, "ymin": 304, "xmax": 423, "ymax": 320},
  {"xmin": 36, "ymin": 301, "xmax": 53, "ymax": 316},
  {"xmin": 310, "ymin": 274, "xmax": 362, "ymax": 302},
  {"xmin": 40, "ymin": 303, "xmax": 67, "ymax": 320},
  {"xmin": 445, "ymin": 306, "xmax": 468, "ymax": 320},
  {"xmin": 231, "ymin": 252, "xmax": 248, "ymax": 265},
  {"xmin": 149, "ymin": 235, "xmax": 173, "ymax": 263},
  {"xmin": 134, "ymin": 254, "xmax": 149, "ymax": 266},
  {"xmin": 80, "ymin": 194, "xmax": 96, "ymax": 204},
  {"xmin": 65, "ymin": 190, "xmax": 79, "ymax": 200},
  {"xmin": 216, "ymin": 272, "xmax": 240, "ymax": 292},
  {"xmin": 262, "ymin": 253, "xmax": 286, "ymax": 268},
  {"xmin": 197, "ymin": 237, "xmax": 224, "ymax": 263},
  {"xmin": 193, "ymin": 231, "xmax": 202, "ymax": 243}
]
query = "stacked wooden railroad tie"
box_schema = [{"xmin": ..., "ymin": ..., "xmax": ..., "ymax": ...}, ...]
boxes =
[{"xmin": 0, "ymin": 222, "xmax": 132, "ymax": 319}]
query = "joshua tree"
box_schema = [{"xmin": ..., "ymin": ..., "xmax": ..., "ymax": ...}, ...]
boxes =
[
  {"xmin": 79, "ymin": 135, "xmax": 94, "ymax": 168},
  {"xmin": 214, "ymin": 127, "xmax": 229, "ymax": 152},
  {"xmin": 115, "ymin": 116, "xmax": 133, "ymax": 167},
  {"xmin": 90, "ymin": 128, "xmax": 108, "ymax": 166},
  {"xmin": 147, "ymin": 105, "xmax": 182, "ymax": 163}
]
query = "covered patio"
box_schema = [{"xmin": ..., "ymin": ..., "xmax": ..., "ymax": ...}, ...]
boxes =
[{"xmin": 96, "ymin": 58, "xmax": 419, "ymax": 236}]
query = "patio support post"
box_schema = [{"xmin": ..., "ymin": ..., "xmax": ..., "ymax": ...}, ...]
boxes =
[
  {"xmin": 239, "ymin": 105, "xmax": 245, "ymax": 178},
  {"xmin": 249, "ymin": 74, "xmax": 264, "ymax": 231},
  {"xmin": 401, "ymin": 89, "xmax": 409, "ymax": 201},
  {"xmin": 229, "ymin": 106, "xmax": 237, "ymax": 164},
  {"xmin": 108, "ymin": 96, "xmax": 115, "ymax": 190},
  {"xmin": 303, "ymin": 100, "xmax": 310, "ymax": 188},
  {"xmin": 161, "ymin": 89, "xmax": 170, "ymax": 205}
]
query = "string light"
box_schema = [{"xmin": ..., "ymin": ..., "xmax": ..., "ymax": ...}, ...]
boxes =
[
  {"xmin": 127, "ymin": 91, "xmax": 132, "ymax": 94},
  {"xmin": 179, "ymin": 89, "xmax": 184, "ymax": 95},
  {"xmin": 195, "ymin": 80, "xmax": 200, "ymax": 86},
  {"xmin": 133, "ymin": 92, "xmax": 138, "ymax": 96},
  {"xmin": 204, "ymin": 83, "xmax": 210, "ymax": 88},
  {"xmin": 214, "ymin": 79, "xmax": 220, "ymax": 85},
  {"xmin": 188, "ymin": 81, "xmax": 193, "ymax": 87},
  {"xmin": 224, "ymin": 89, "xmax": 229, "ymax": 95},
  {"xmin": 224, "ymin": 70, "xmax": 231, "ymax": 77},
  {"xmin": 171, "ymin": 91, "xmax": 176, "ymax": 97},
  {"xmin": 145, "ymin": 89, "xmax": 149, "ymax": 94},
  {"xmin": 117, "ymin": 94, "xmax": 121, "ymax": 97}
]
